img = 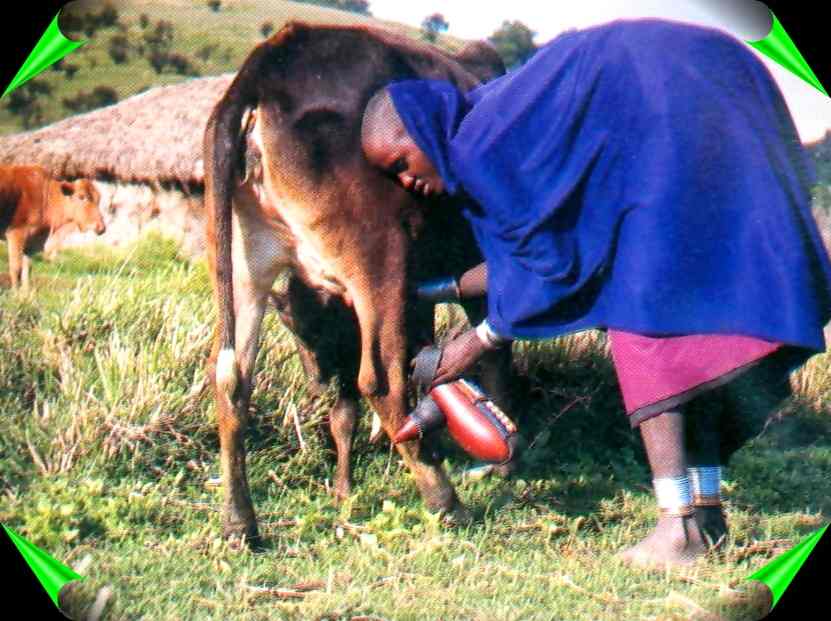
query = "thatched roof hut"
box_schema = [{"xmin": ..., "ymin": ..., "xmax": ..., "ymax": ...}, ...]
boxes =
[
  {"xmin": 0, "ymin": 74, "xmax": 234, "ymax": 188},
  {"xmin": 0, "ymin": 75, "xmax": 238, "ymax": 257}
]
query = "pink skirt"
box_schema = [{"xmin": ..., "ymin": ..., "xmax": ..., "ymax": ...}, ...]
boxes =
[{"xmin": 608, "ymin": 330, "xmax": 783, "ymax": 426}]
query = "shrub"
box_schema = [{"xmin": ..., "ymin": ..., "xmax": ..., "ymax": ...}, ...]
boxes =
[
  {"xmin": 196, "ymin": 43, "xmax": 217, "ymax": 62},
  {"xmin": 5, "ymin": 79, "xmax": 52, "ymax": 129},
  {"xmin": 62, "ymin": 86, "xmax": 119, "ymax": 114},
  {"xmin": 108, "ymin": 34, "xmax": 131, "ymax": 64},
  {"xmin": 260, "ymin": 21, "xmax": 274, "ymax": 38},
  {"xmin": 165, "ymin": 53, "xmax": 201, "ymax": 76}
]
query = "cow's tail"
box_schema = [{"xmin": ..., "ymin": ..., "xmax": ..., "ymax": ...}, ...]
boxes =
[{"xmin": 204, "ymin": 70, "xmax": 258, "ymax": 400}]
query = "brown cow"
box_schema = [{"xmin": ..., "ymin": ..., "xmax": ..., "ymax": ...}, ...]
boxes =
[
  {"xmin": 204, "ymin": 22, "xmax": 509, "ymax": 543},
  {"xmin": 0, "ymin": 165, "xmax": 105, "ymax": 290}
]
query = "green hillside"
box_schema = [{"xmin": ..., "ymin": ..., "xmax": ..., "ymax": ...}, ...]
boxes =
[{"xmin": 0, "ymin": 0, "xmax": 465, "ymax": 135}]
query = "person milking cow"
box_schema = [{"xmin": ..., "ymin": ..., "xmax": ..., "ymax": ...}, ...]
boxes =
[{"xmin": 360, "ymin": 18, "xmax": 831, "ymax": 567}]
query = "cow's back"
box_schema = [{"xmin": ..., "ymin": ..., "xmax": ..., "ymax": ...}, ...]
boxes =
[{"xmin": 0, "ymin": 166, "xmax": 48, "ymax": 235}]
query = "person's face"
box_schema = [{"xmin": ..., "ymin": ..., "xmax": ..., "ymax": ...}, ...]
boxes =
[{"xmin": 363, "ymin": 122, "xmax": 446, "ymax": 198}]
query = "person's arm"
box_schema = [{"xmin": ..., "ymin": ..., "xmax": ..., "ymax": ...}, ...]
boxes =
[
  {"xmin": 458, "ymin": 262, "xmax": 487, "ymax": 298},
  {"xmin": 414, "ymin": 262, "xmax": 488, "ymax": 303}
]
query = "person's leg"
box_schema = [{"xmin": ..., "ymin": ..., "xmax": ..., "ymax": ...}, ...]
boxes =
[
  {"xmin": 620, "ymin": 410, "xmax": 708, "ymax": 566},
  {"xmin": 684, "ymin": 395, "xmax": 729, "ymax": 548}
]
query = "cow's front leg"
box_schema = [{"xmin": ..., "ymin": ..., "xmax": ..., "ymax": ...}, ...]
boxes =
[
  {"xmin": 5, "ymin": 230, "xmax": 25, "ymax": 290},
  {"xmin": 370, "ymin": 385, "xmax": 466, "ymax": 523},
  {"xmin": 20, "ymin": 255, "xmax": 32, "ymax": 292}
]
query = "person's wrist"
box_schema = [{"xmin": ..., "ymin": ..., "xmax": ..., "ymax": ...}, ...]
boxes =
[{"xmin": 475, "ymin": 320, "xmax": 512, "ymax": 350}]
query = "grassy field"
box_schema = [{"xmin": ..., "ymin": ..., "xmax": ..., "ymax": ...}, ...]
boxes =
[
  {"xmin": 0, "ymin": 0, "xmax": 465, "ymax": 135},
  {"xmin": 1, "ymin": 235, "xmax": 829, "ymax": 620}
]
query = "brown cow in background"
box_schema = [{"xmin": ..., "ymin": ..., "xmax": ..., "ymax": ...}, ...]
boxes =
[
  {"xmin": 0, "ymin": 165, "xmax": 106, "ymax": 290},
  {"xmin": 204, "ymin": 21, "xmax": 509, "ymax": 543}
]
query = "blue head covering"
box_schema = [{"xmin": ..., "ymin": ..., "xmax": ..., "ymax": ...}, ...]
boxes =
[
  {"xmin": 387, "ymin": 80, "xmax": 469, "ymax": 195},
  {"xmin": 385, "ymin": 20, "xmax": 831, "ymax": 351}
]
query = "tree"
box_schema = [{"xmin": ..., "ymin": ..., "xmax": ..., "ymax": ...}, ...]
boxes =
[
  {"xmin": 207, "ymin": 0, "xmax": 222, "ymax": 11},
  {"xmin": 421, "ymin": 13, "xmax": 449, "ymax": 43},
  {"xmin": 260, "ymin": 21, "xmax": 274, "ymax": 38},
  {"xmin": 293, "ymin": 0, "xmax": 370, "ymax": 15},
  {"xmin": 338, "ymin": 0, "xmax": 370, "ymax": 14},
  {"xmin": 488, "ymin": 20, "xmax": 537, "ymax": 69}
]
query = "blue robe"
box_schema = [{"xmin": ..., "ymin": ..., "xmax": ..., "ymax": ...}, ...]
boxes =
[{"xmin": 388, "ymin": 19, "xmax": 831, "ymax": 351}]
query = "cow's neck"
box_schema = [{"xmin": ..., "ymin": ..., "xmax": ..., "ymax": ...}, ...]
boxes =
[{"xmin": 43, "ymin": 181, "xmax": 67, "ymax": 232}]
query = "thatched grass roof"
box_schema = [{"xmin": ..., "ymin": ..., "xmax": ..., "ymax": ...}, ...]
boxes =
[{"xmin": 0, "ymin": 74, "xmax": 234, "ymax": 187}]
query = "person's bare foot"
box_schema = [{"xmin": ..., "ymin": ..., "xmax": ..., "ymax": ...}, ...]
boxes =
[
  {"xmin": 619, "ymin": 514, "xmax": 708, "ymax": 568},
  {"xmin": 695, "ymin": 505, "xmax": 728, "ymax": 549}
]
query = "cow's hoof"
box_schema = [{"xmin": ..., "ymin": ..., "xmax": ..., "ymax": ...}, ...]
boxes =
[
  {"xmin": 222, "ymin": 520, "xmax": 261, "ymax": 548},
  {"xmin": 331, "ymin": 481, "xmax": 352, "ymax": 504},
  {"xmin": 493, "ymin": 460, "xmax": 518, "ymax": 479},
  {"xmin": 440, "ymin": 502, "xmax": 473, "ymax": 527}
]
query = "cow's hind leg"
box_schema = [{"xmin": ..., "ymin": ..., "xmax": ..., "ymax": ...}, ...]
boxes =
[
  {"xmin": 215, "ymin": 276, "xmax": 270, "ymax": 543},
  {"xmin": 213, "ymin": 213, "xmax": 286, "ymax": 544}
]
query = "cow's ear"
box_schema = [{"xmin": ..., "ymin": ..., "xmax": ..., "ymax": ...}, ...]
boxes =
[{"xmin": 60, "ymin": 181, "xmax": 75, "ymax": 196}]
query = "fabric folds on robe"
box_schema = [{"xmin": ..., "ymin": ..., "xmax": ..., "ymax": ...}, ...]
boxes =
[{"xmin": 388, "ymin": 19, "xmax": 831, "ymax": 352}]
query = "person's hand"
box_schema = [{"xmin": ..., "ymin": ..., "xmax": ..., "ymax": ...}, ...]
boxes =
[{"xmin": 431, "ymin": 328, "xmax": 488, "ymax": 387}]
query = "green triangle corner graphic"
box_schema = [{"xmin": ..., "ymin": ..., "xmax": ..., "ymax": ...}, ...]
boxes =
[
  {"xmin": 746, "ymin": 11, "xmax": 827, "ymax": 97},
  {"xmin": 746, "ymin": 523, "xmax": 828, "ymax": 610},
  {"xmin": 2, "ymin": 524, "xmax": 84, "ymax": 608},
  {"xmin": 2, "ymin": 11, "xmax": 86, "ymax": 98}
]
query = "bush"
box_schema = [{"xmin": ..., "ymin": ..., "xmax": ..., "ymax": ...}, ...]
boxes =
[
  {"xmin": 143, "ymin": 20, "xmax": 174, "ymax": 59},
  {"xmin": 207, "ymin": 0, "xmax": 221, "ymax": 11},
  {"xmin": 62, "ymin": 86, "xmax": 119, "ymax": 114},
  {"xmin": 196, "ymin": 44, "xmax": 217, "ymax": 61},
  {"xmin": 62, "ymin": 64, "xmax": 80, "ymax": 80},
  {"xmin": 60, "ymin": 1, "xmax": 121, "ymax": 38},
  {"xmin": 143, "ymin": 20, "xmax": 176, "ymax": 74},
  {"xmin": 5, "ymin": 79, "xmax": 52, "ymax": 129},
  {"xmin": 108, "ymin": 34, "xmax": 131, "ymax": 64},
  {"xmin": 260, "ymin": 21, "xmax": 274, "ymax": 38},
  {"xmin": 165, "ymin": 53, "xmax": 201, "ymax": 76}
]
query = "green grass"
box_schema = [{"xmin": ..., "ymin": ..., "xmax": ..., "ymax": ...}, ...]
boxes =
[
  {"xmin": 1, "ymin": 234, "xmax": 829, "ymax": 620},
  {"xmin": 0, "ymin": 0, "xmax": 464, "ymax": 135}
]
